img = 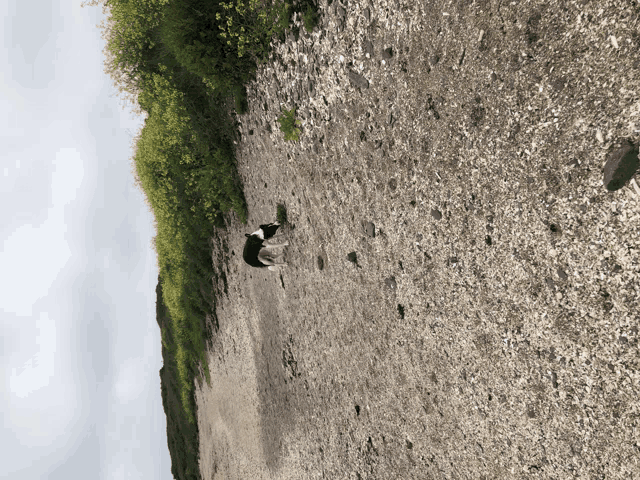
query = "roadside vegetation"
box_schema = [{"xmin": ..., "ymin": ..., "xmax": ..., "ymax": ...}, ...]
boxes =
[
  {"xmin": 83, "ymin": 0, "xmax": 319, "ymax": 479},
  {"xmin": 277, "ymin": 107, "xmax": 302, "ymax": 141}
]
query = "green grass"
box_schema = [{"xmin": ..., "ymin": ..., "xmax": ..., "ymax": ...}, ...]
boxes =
[
  {"xmin": 233, "ymin": 84, "xmax": 249, "ymax": 114},
  {"xmin": 302, "ymin": 4, "xmax": 319, "ymax": 32},
  {"xmin": 277, "ymin": 107, "xmax": 302, "ymax": 141},
  {"xmin": 276, "ymin": 203, "xmax": 288, "ymax": 224}
]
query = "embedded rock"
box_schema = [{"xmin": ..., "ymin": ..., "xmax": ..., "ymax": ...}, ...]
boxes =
[{"xmin": 603, "ymin": 141, "xmax": 639, "ymax": 191}]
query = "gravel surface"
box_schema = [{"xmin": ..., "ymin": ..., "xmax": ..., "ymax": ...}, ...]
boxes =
[{"xmin": 196, "ymin": 0, "xmax": 640, "ymax": 478}]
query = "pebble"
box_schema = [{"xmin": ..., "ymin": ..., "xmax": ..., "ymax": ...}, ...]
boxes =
[
  {"xmin": 364, "ymin": 222, "xmax": 376, "ymax": 237},
  {"xmin": 348, "ymin": 70, "xmax": 369, "ymax": 89},
  {"xmin": 385, "ymin": 277, "xmax": 397, "ymax": 290}
]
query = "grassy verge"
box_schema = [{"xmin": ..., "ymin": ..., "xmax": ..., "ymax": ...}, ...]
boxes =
[{"xmin": 86, "ymin": 0, "xmax": 320, "ymax": 478}]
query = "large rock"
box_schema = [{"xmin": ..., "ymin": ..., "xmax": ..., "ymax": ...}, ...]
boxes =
[{"xmin": 603, "ymin": 141, "xmax": 639, "ymax": 191}]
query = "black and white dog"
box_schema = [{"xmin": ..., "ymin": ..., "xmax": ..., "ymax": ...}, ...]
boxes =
[{"xmin": 243, "ymin": 222, "xmax": 288, "ymax": 270}]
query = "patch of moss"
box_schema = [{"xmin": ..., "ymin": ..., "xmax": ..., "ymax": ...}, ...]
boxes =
[{"xmin": 277, "ymin": 107, "xmax": 302, "ymax": 141}]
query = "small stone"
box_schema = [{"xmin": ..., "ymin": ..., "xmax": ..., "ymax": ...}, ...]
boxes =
[
  {"xmin": 364, "ymin": 7, "xmax": 370, "ymax": 21},
  {"xmin": 611, "ymin": 35, "xmax": 619, "ymax": 49},
  {"xmin": 557, "ymin": 267, "xmax": 568, "ymax": 280},
  {"xmin": 458, "ymin": 48, "xmax": 466, "ymax": 66},
  {"xmin": 347, "ymin": 251, "xmax": 358, "ymax": 264},
  {"xmin": 317, "ymin": 255, "xmax": 324, "ymax": 270},
  {"xmin": 382, "ymin": 47, "xmax": 393, "ymax": 59},
  {"xmin": 603, "ymin": 141, "xmax": 639, "ymax": 191},
  {"xmin": 431, "ymin": 208, "xmax": 442, "ymax": 220},
  {"xmin": 490, "ymin": 72, "xmax": 497, "ymax": 82},
  {"xmin": 365, "ymin": 222, "xmax": 375, "ymax": 237},
  {"xmin": 388, "ymin": 178, "xmax": 397, "ymax": 191},
  {"xmin": 348, "ymin": 70, "xmax": 370, "ymax": 89},
  {"xmin": 385, "ymin": 277, "xmax": 397, "ymax": 290},
  {"xmin": 429, "ymin": 54, "xmax": 439, "ymax": 66}
]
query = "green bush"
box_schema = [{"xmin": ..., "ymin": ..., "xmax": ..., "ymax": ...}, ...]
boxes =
[
  {"xmin": 233, "ymin": 84, "xmax": 249, "ymax": 114},
  {"xmin": 160, "ymin": 0, "xmax": 291, "ymax": 91},
  {"xmin": 302, "ymin": 4, "xmax": 318, "ymax": 32},
  {"xmin": 277, "ymin": 107, "xmax": 301, "ymax": 141}
]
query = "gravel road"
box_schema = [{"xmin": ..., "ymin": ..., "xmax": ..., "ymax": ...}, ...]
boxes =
[{"xmin": 196, "ymin": 0, "xmax": 640, "ymax": 478}]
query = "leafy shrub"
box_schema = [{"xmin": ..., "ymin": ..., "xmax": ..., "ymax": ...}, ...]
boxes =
[
  {"xmin": 277, "ymin": 107, "xmax": 301, "ymax": 141},
  {"xmin": 302, "ymin": 4, "xmax": 319, "ymax": 32},
  {"xmin": 161, "ymin": 0, "xmax": 291, "ymax": 91},
  {"xmin": 233, "ymin": 84, "xmax": 249, "ymax": 114},
  {"xmin": 215, "ymin": 0, "xmax": 291, "ymax": 60}
]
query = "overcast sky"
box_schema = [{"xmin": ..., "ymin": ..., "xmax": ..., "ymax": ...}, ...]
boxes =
[{"xmin": 1, "ymin": 1, "xmax": 173, "ymax": 479}]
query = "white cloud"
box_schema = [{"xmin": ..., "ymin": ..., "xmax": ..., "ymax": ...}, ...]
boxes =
[
  {"xmin": 109, "ymin": 455, "xmax": 142, "ymax": 480},
  {"xmin": 0, "ymin": 223, "xmax": 71, "ymax": 317},
  {"xmin": 52, "ymin": 147, "xmax": 84, "ymax": 207},
  {"xmin": 0, "ymin": 148, "xmax": 85, "ymax": 317},
  {"xmin": 6, "ymin": 310, "xmax": 80, "ymax": 449},
  {"xmin": 9, "ymin": 312, "xmax": 57, "ymax": 399},
  {"xmin": 113, "ymin": 357, "xmax": 146, "ymax": 404}
]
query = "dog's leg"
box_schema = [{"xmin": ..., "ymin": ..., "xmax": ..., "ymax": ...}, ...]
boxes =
[
  {"xmin": 264, "ymin": 241, "xmax": 289, "ymax": 249},
  {"xmin": 257, "ymin": 249, "xmax": 277, "ymax": 266},
  {"xmin": 275, "ymin": 253, "xmax": 287, "ymax": 266}
]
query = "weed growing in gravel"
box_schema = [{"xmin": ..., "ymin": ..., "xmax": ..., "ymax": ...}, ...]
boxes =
[
  {"xmin": 277, "ymin": 203, "xmax": 288, "ymax": 224},
  {"xmin": 302, "ymin": 4, "xmax": 319, "ymax": 32},
  {"xmin": 277, "ymin": 107, "xmax": 302, "ymax": 141}
]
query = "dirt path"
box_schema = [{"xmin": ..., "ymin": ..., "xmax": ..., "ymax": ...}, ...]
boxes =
[{"xmin": 196, "ymin": 0, "xmax": 640, "ymax": 478}]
